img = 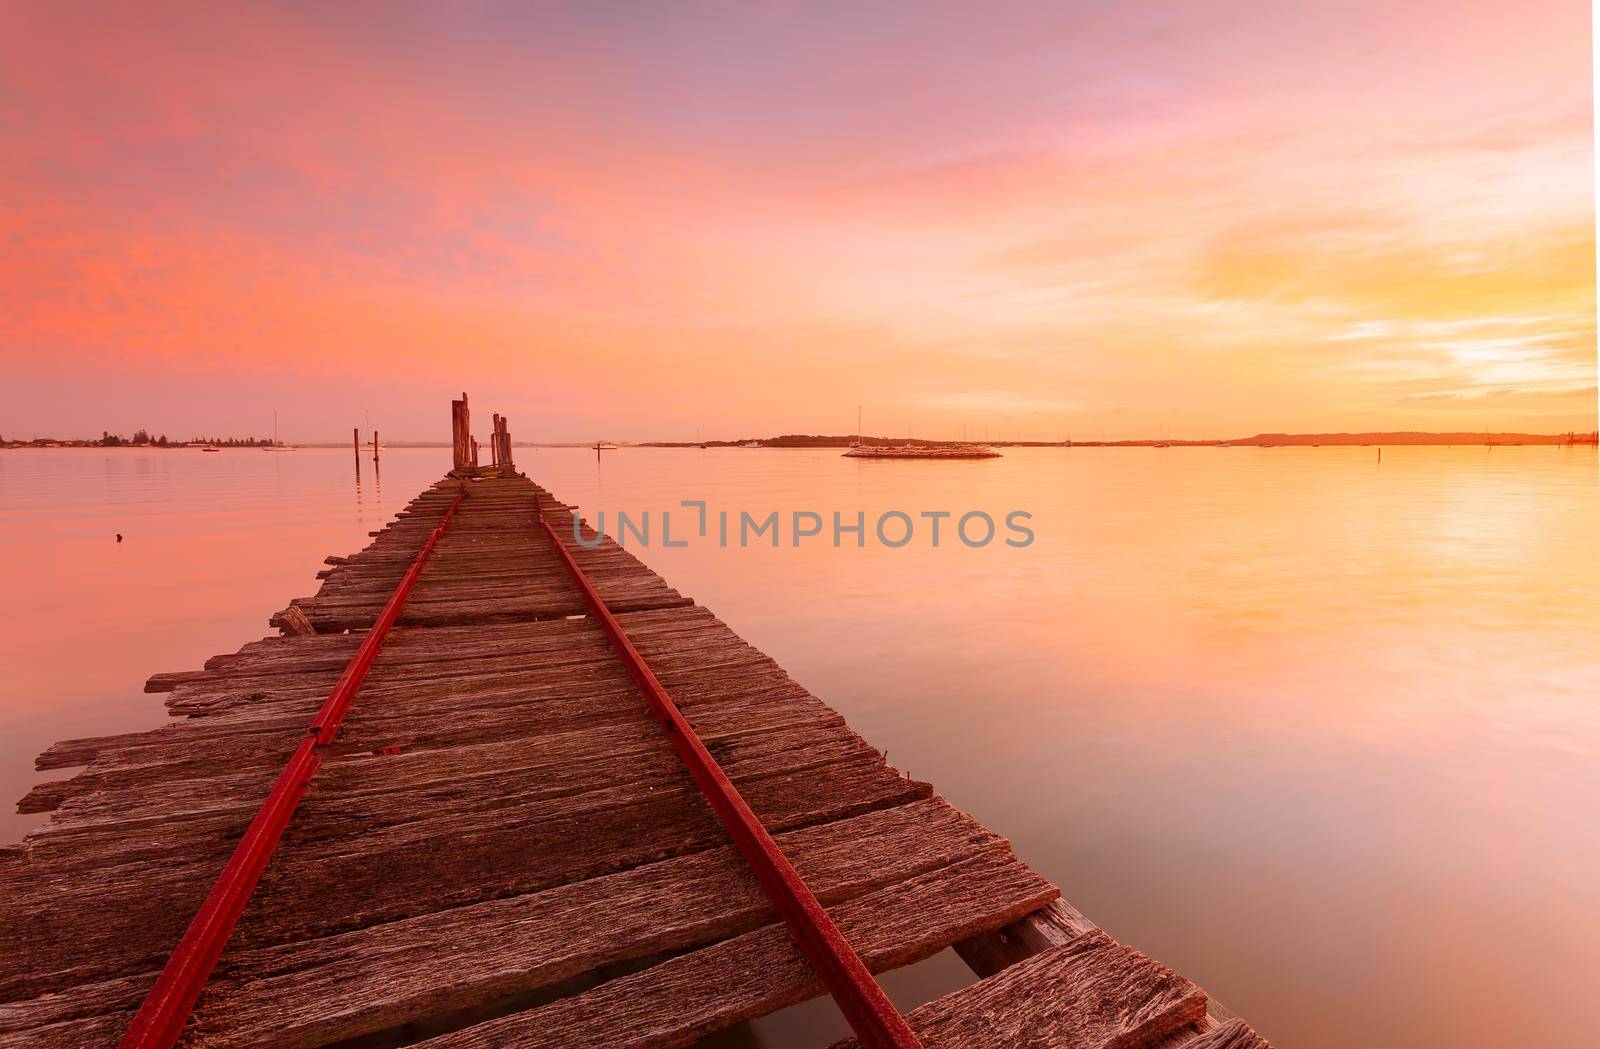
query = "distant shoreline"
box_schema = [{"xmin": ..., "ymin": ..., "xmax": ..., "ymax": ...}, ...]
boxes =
[
  {"xmin": 5, "ymin": 430, "xmax": 1595, "ymax": 450},
  {"xmin": 645, "ymin": 430, "xmax": 1598, "ymax": 449}
]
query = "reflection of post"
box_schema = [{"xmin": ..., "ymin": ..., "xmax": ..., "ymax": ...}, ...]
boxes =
[
  {"xmin": 451, "ymin": 393, "xmax": 472, "ymax": 470},
  {"xmin": 353, "ymin": 427, "xmax": 360, "ymax": 476}
]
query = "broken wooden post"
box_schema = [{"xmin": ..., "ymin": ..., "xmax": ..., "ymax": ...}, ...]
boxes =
[
  {"xmin": 492, "ymin": 413, "xmax": 513, "ymax": 469},
  {"xmin": 372, "ymin": 429, "xmax": 380, "ymax": 463},
  {"xmin": 451, "ymin": 393, "xmax": 472, "ymax": 470}
]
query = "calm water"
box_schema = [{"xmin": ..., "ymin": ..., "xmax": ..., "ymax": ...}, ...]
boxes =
[{"xmin": 3, "ymin": 445, "xmax": 1598, "ymax": 1048}]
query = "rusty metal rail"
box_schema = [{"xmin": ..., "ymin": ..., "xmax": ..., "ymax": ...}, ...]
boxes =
[
  {"xmin": 537, "ymin": 501, "xmax": 925, "ymax": 1049},
  {"xmin": 119, "ymin": 486, "xmax": 467, "ymax": 1049}
]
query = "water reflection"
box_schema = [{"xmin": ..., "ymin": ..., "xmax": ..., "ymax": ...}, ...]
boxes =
[{"xmin": 0, "ymin": 445, "xmax": 1596, "ymax": 1049}]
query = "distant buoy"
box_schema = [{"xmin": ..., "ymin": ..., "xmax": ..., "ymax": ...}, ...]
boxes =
[{"xmin": 116, "ymin": 533, "xmax": 124, "ymax": 543}]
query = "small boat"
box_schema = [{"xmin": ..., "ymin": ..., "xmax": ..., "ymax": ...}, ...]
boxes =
[
  {"xmin": 843, "ymin": 443, "xmax": 1000, "ymax": 460},
  {"xmin": 594, "ymin": 441, "xmax": 618, "ymax": 451},
  {"xmin": 200, "ymin": 446, "xmax": 221, "ymax": 452},
  {"xmin": 740, "ymin": 441, "xmax": 761, "ymax": 449}
]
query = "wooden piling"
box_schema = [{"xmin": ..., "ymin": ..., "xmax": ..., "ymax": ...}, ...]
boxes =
[
  {"xmin": 451, "ymin": 393, "xmax": 472, "ymax": 470},
  {"xmin": 353, "ymin": 427, "xmax": 360, "ymax": 475},
  {"xmin": 491, "ymin": 413, "xmax": 513, "ymax": 469}
]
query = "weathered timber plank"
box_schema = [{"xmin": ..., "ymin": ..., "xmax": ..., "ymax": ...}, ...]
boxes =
[
  {"xmin": 0, "ymin": 757, "xmax": 927, "ymax": 1001},
  {"xmin": 0, "ymin": 969, "xmax": 152, "ymax": 1039},
  {"xmin": 181, "ymin": 800, "xmax": 999, "ymax": 1047},
  {"xmin": 0, "ymin": 1011, "xmax": 128, "ymax": 1048},
  {"xmin": 957, "ymin": 901, "xmax": 1253, "ymax": 1044},
  {"xmin": 417, "ymin": 849, "xmax": 1056, "ymax": 1049},
  {"xmin": 145, "ymin": 670, "xmax": 211, "ymax": 693},
  {"xmin": 147, "ymin": 607, "xmax": 729, "ymax": 704},
  {"xmin": 29, "ymin": 679, "xmax": 838, "ymax": 840},
  {"xmin": 833, "ymin": 930, "xmax": 1206, "ymax": 1049},
  {"xmin": 26, "ymin": 658, "xmax": 824, "ymax": 822},
  {"xmin": 1179, "ymin": 1018, "xmax": 1271, "ymax": 1049},
  {"xmin": 237, "ymin": 754, "xmax": 929, "ymax": 949},
  {"xmin": 284, "ymin": 479, "xmax": 691, "ymax": 631},
  {"xmin": 954, "ymin": 897, "xmax": 1097, "ymax": 976},
  {"xmin": 23, "ymin": 606, "xmax": 808, "ymax": 818}
]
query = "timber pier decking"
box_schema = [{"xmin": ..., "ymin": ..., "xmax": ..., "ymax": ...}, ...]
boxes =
[{"xmin": 0, "ymin": 408, "xmax": 1271, "ymax": 1048}]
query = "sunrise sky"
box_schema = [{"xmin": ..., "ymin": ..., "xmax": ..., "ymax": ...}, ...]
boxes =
[{"xmin": 1, "ymin": 1, "xmax": 1594, "ymax": 442}]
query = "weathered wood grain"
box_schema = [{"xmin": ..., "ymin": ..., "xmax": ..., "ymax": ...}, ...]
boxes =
[
  {"xmin": 277, "ymin": 483, "xmax": 690, "ymax": 632},
  {"xmin": 418, "ymin": 850, "xmax": 1057, "ymax": 1049},
  {"xmin": 954, "ymin": 896, "xmax": 1097, "ymax": 977},
  {"xmin": 956, "ymin": 900, "xmax": 1257, "ymax": 1045},
  {"xmin": 238, "ymin": 753, "xmax": 929, "ymax": 950},
  {"xmin": 183, "ymin": 800, "xmax": 997, "ymax": 1047},
  {"xmin": 835, "ymin": 931, "xmax": 1206, "ymax": 1049},
  {"xmin": 1180, "ymin": 1018, "xmax": 1271, "ymax": 1049}
]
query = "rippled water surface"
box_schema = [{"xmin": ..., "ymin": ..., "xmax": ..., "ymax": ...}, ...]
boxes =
[{"xmin": 2, "ymin": 444, "xmax": 1597, "ymax": 1048}]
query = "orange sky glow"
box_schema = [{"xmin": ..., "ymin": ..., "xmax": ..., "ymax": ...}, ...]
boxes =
[{"xmin": 1, "ymin": 1, "xmax": 1594, "ymax": 441}]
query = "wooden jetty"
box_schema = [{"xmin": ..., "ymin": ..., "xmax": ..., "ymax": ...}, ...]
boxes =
[{"xmin": 0, "ymin": 400, "xmax": 1271, "ymax": 1048}]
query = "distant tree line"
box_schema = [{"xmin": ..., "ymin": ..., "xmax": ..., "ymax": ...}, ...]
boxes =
[
  {"xmin": 100, "ymin": 430, "xmax": 171, "ymax": 446},
  {"xmin": 186, "ymin": 436, "xmax": 275, "ymax": 446},
  {"xmin": 91, "ymin": 431, "xmax": 274, "ymax": 447}
]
